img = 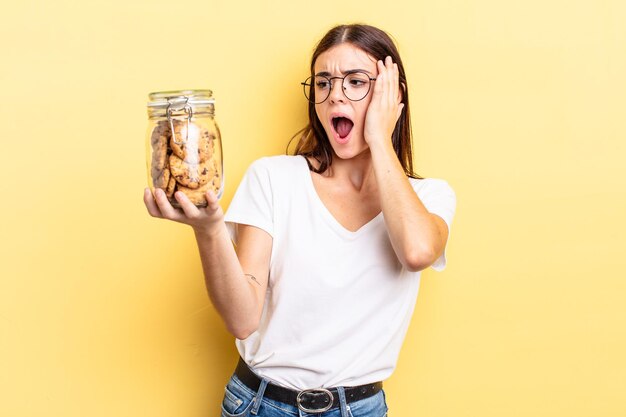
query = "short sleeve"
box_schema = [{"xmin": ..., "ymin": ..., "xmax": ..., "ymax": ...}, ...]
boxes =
[
  {"xmin": 224, "ymin": 158, "xmax": 274, "ymax": 244},
  {"xmin": 413, "ymin": 179, "xmax": 457, "ymax": 271}
]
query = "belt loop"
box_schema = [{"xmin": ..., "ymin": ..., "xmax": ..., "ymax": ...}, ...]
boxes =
[
  {"xmin": 336, "ymin": 386, "xmax": 349, "ymax": 417},
  {"xmin": 250, "ymin": 377, "xmax": 269, "ymax": 415}
]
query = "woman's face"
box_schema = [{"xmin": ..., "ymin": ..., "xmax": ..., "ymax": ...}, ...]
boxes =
[{"xmin": 313, "ymin": 43, "xmax": 378, "ymax": 160}]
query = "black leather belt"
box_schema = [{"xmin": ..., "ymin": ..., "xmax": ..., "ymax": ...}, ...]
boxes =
[{"xmin": 235, "ymin": 358, "xmax": 383, "ymax": 413}]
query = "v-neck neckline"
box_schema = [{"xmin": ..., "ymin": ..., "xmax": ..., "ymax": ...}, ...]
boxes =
[{"xmin": 299, "ymin": 156, "xmax": 383, "ymax": 238}]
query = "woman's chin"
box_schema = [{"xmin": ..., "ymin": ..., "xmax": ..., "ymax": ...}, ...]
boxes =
[{"xmin": 331, "ymin": 142, "xmax": 370, "ymax": 161}]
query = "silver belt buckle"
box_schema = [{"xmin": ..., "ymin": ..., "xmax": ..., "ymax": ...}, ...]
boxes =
[{"xmin": 296, "ymin": 388, "xmax": 334, "ymax": 413}]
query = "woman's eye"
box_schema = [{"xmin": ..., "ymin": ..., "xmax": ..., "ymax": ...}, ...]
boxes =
[
  {"xmin": 347, "ymin": 74, "xmax": 369, "ymax": 87},
  {"xmin": 315, "ymin": 80, "xmax": 330, "ymax": 89}
]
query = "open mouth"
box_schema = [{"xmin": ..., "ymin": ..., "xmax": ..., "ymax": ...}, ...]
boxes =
[{"xmin": 332, "ymin": 116, "xmax": 354, "ymax": 139}]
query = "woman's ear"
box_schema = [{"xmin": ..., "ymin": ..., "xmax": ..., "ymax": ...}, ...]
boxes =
[{"xmin": 398, "ymin": 82, "xmax": 406, "ymax": 103}]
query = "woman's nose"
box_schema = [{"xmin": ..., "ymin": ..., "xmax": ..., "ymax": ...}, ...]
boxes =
[{"xmin": 328, "ymin": 79, "xmax": 345, "ymax": 103}]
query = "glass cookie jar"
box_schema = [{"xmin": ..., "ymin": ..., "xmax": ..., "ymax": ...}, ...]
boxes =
[{"xmin": 146, "ymin": 90, "xmax": 223, "ymax": 207}]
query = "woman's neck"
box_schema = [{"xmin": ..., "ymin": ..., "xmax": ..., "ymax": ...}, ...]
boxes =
[{"xmin": 312, "ymin": 149, "xmax": 375, "ymax": 192}]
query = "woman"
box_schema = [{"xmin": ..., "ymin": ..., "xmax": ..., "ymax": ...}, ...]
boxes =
[{"xmin": 144, "ymin": 24, "xmax": 456, "ymax": 417}]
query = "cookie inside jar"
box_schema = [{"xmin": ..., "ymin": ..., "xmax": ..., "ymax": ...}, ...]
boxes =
[{"xmin": 150, "ymin": 118, "xmax": 221, "ymax": 207}]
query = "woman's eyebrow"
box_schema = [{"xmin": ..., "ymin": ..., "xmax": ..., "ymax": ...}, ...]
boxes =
[{"xmin": 315, "ymin": 69, "xmax": 373, "ymax": 77}]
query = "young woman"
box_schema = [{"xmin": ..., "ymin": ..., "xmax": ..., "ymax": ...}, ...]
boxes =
[{"xmin": 144, "ymin": 24, "xmax": 456, "ymax": 417}]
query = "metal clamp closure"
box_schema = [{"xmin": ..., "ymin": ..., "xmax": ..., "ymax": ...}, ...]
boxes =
[
  {"xmin": 166, "ymin": 97, "xmax": 193, "ymax": 145},
  {"xmin": 296, "ymin": 388, "xmax": 334, "ymax": 413}
]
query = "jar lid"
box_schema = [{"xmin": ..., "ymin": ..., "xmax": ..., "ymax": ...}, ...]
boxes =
[
  {"xmin": 147, "ymin": 89, "xmax": 215, "ymax": 118},
  {"xmin": 148, "ymin": 89, "xmax": 214, "ymax": 107}
]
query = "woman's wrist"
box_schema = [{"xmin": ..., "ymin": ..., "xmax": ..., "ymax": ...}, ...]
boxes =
[
  {"xmin": 367, "ymin": 137, "xmax": 395, "ymax": 156},
  {"xmin": 193, "ymin": 221, "xmax": 228, "ymax": 241}
]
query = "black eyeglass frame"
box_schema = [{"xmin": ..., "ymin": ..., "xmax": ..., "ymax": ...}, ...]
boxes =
[{"xmin": 301, "ymin": 71, "xmax": 377, "ymax": 104}]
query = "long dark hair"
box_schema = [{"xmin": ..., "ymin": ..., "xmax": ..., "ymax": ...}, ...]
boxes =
[{"xmin": 290, "ymin": 24, "xmax": 421, "ymax": 179}]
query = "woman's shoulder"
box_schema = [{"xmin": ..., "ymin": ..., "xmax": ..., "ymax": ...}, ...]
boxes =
[
  {"xmin": 245, "ymin": 155, "xmax": 306, "ymax": 180},
  {"xmin": 408, "ymin": 176, "xmax": 455, "ymax": 195},
  {"xmin": 253, "ymin": 155, "xmax": 304, "ymax": 166}
]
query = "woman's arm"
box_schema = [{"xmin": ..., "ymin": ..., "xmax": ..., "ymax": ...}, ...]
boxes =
[
  {"xmin": 194, "ymin": 222, "xmax": 271, "ymax": 339},
  {"xmin": 365, "ymin": 57, "xmax": 449, "ymax": 272},
  {"xmin": 144, "ymin": 188, "xmax": 271, "ymax": 338},
  {"xmin": 369, "ymin": 142, "xmax": 449, "ymax": 272}
]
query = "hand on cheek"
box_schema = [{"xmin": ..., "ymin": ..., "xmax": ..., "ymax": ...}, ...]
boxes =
[{"xmin": 364, "ymin": 56, "xmax": 404, "ymax": 147}]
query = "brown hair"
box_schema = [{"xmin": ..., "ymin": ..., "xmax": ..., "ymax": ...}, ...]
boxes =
[{"xmin": 289, "ymin": 24, "xmax": 421, "ymax": 179}]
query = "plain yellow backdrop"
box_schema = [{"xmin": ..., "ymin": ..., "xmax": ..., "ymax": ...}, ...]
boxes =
[{"xmin": 1, "ymin": 0, "xmax": 625, "ymax": 416}]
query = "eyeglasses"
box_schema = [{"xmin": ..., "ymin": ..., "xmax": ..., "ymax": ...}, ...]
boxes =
[{"xmin": 301, "ymin": 71, "xmax": 377, "ymax": 104}]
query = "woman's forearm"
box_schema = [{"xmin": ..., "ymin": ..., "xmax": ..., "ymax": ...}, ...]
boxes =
[
  {"xmin": 369, "ymin": 141, "xmax": 445, "ymax": 272},
  {"xmin": 193, "ymin": 224, "xmax": 260, "ymax": 339}
]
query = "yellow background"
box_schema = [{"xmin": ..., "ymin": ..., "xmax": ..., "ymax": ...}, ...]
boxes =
[{"xmin": 1, "ymin": 0, "xmax": 625, "ymax": 416}]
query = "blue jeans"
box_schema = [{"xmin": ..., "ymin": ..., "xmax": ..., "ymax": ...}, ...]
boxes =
[{"xmin": 221, "ymin": 374, "xmax": 389, "ymax": 417}]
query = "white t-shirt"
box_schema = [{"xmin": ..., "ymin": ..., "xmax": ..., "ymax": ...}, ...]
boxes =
[{"xmin": 224, "ymin": 155, "xmax": 456, "ymax": 390}]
